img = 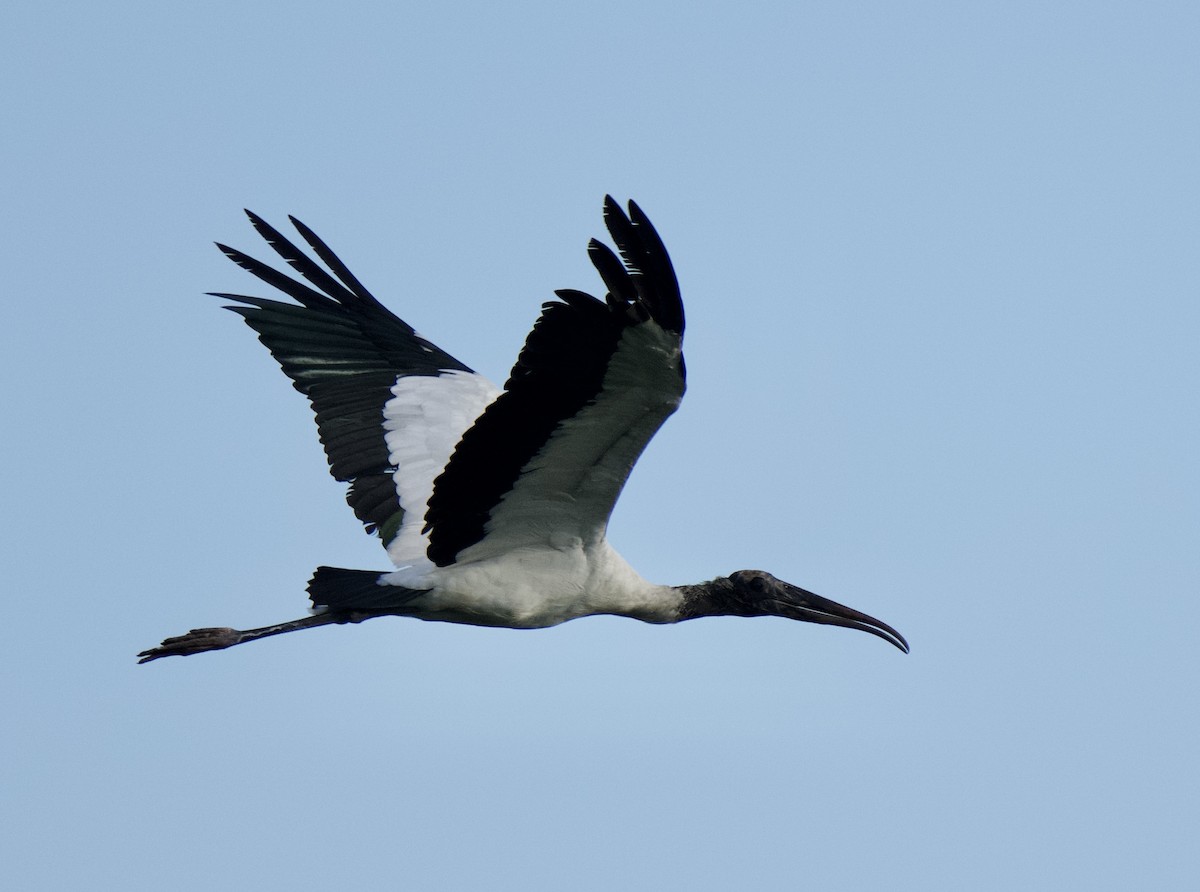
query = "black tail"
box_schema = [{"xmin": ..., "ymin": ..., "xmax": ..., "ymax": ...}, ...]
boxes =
[{"xmin": 307, "ymin": 566, "xmax": 427, "ymax": 611}]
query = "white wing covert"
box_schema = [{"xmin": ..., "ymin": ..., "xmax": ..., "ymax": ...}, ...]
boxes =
[{"xmin": 213, "ymin": 212, "xmax": 496, "ymax": 565}]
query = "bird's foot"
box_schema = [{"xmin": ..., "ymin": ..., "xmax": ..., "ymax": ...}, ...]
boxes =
[{"xmin": 137, "ymin": 627, "xmax": 243, "ymax": 663}]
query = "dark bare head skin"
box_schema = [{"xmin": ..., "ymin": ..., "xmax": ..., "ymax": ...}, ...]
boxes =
[{"xmin": 677, "ymin": 570, "xmax": 908, "ymax": 652}]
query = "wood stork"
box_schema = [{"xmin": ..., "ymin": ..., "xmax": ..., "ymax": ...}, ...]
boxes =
[{"xmin": 138, "ymin": 198, "xmax": 908, "ymax": 663}]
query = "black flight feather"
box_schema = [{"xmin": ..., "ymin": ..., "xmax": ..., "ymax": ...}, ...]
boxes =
[{"xmin": 423, "ymin": 197, "xmax": 683, "ymax": 566}]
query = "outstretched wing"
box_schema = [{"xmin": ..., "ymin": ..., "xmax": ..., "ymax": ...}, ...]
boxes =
[
  {"xmin": 417, "ymin": 196, "xmax": 686, "ymax": 569},
  {"xmin": 213, "ymin": 212, "xmax": 499, "ymax": 569}
]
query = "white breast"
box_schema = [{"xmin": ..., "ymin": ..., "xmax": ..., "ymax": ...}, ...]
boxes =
[{"xmin": 383, "ymin": 539, "xmax": 679, "ymax": 628}]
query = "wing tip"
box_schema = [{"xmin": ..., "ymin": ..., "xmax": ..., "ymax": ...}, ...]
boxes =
[{"xmin": 595, "ymin": 196, "xmax": 685, "ymax": 335}]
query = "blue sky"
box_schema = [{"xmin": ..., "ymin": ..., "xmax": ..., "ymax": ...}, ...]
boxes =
[{"xmin": 3, "ymin": 2, "xmax": 1197, "ymax": 889}]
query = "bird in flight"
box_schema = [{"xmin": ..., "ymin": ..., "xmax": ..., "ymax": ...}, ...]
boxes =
[{"xmin": 139, "ymin": 198, "xmax": 907, "ymax": 663}]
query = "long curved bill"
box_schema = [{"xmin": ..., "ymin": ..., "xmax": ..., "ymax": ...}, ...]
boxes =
[{"xmin": 770, "ymin": 584, "xmax": 909, "ymax": 653}]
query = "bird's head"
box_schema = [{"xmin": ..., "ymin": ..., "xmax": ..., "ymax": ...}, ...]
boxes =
[{"xmin": 683, "ymin": 569, "xmax": 909, "ymax": 653}]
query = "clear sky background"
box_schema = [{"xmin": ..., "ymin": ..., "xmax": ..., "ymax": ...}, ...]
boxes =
[{"xmin": 3, "ymin": 2, "xmax": 1197, "ymax": 889}]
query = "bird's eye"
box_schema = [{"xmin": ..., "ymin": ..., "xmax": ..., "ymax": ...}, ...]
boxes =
[{"xmin": 748, "ymin": 575, "xmax": 766, "ymax": 593}]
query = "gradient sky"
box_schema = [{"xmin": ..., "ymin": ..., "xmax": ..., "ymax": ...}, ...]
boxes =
[{"xmin": 4, "ymin": 2, "xmax": 1198, "ymax": 889}]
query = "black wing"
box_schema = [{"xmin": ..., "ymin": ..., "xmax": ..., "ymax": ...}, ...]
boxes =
[
  {"xmin": 213, "ymin": 212, "xmax": 482, "ymax": 545},
  {"xmin": 423, "ymin": 197, "xmax": 686, "ymax": 566}
]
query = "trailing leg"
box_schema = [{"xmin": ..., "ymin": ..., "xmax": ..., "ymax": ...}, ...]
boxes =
[{"xmin": 137, "ymin": 612, "xmax": 352, "ymax": 663}]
